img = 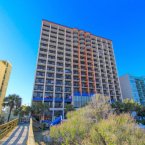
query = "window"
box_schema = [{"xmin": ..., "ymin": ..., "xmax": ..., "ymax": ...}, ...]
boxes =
[
  {"xmin": 55, "ymin": 93, "xmax": 62, "ymax": 98},
  {"xmin": 59, "ymin": 29, "xmax": 64, "ymax": 32},
  {"xmin": 49, "ymin": 45, "xmax": 56, "ymax": 48},
  {"xmin": 51, "ymin": 26, "xmax": 57, "ymax": 30},
  {"xmin": 37, "ymin": 65, "xmax": 45, "ymax": 70},
  {"xmin": 45, "ymin": 86, "xmax": 53, "ymax": 91},
  {"xmin": 35, "ymin": 78, "xmax": 44, "ymax": 83},
  {"xmin": 41, "ymin": 38, "xmax": 48, "ymax": 42},
  {"xmin": 46, "ymin": 79, "xmax": 54, "ymax": 84},
  {"xmin": 36, "ymin": 72, "xmax": 45, "ymax": 77},
  {"xmin": 56, "ymin": 80, "xmax": 63, "ymax": 85},
  {"xmin": 57, "ymin": 62, "xmax": 63, "ymax": 66},
  {"xmin": 45, "ymin": 92, "xmax": 53, "ymax": 98},
  {"xmin": 56, "ymin": 74, "xmax": 63, "ymax": 78},
  {"xmin": 50, "ymin": 40, "xmax": 56, "ymax": 43},
  {"xmin": 42, "ymin": 33, "xmax": 49, "ymax": 37},
  {"xmin": 40, "ymin": 48, "xmax": 47, "ymax": 52},
  {"xmin": 43, "ymin": 24, "xmax": 50, "ymax": 28},
  {"xmin": 65, "ymin": 87, "xmax": 71, "ymax": 92},
  {"xmin": 47, "ymin": 67, "xmax": 54, "ymax": 71},
  {"xmin": 40, "ymin": 43, "xmax": 48, "ymax": 47},
  {"xmin": 48, "ymin": 55, "xmax": 55, "ymax": 59},
  {"xmin": 34, "ymin": 85, "xmax": 44, "ymax": 91},
  {"xmin": 38, "ymin": 59, "xmax": 46, "ymax": 64},
  {"xmin": 33, "ymin": 92, "xmax": 43, "ymax": 98},
  {"xmin": 39, "ymin": 53, "xmax": 47, "ymax": 58},
  {"xmin": 65, "ymin": 75, "xmax": 71, "ymax": 79},
  {"xmin": 42, "ymin": 28, "xmax": 49, "ymax": 32},
  {"xmin": 57, "ymin": 68, "xmax": 63, "ymax": 72},
  {"xmin": 47, "ymin": 73, "xmax": 54, "ymax": 77},
  {"xmin": 56, "ymin": 87, "xmax": 63, "ymax": 92},
  {"xmin": 65, "ymin": 81, "xmax": 71, "ymax": 86}
]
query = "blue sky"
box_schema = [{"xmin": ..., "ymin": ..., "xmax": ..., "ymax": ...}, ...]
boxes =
[{"xmin": 0, "ymin": 0, "xmax": 145, "ymax": 105}]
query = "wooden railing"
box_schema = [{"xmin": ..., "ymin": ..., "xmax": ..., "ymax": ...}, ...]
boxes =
[
  {"xmin": 27, "ymin": 118, "xmax": 35, "ymax": 145},
  {"xmin": 0, "ymin": 118, "xmax": 18, "ymax": 139}
]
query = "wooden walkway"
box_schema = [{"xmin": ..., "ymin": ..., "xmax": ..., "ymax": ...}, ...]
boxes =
[{"xmin": 1, "ymin": 124, "xmax": 29, "ymax": 145}]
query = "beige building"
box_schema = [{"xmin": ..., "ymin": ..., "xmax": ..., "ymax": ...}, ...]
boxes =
[
  {"xmin": 32, "ymin": 20, "xmax": 122, "ymax": 119},
  {"xmin": 0, "ymin": 61, "xmax": 12, "ymax": 114}
]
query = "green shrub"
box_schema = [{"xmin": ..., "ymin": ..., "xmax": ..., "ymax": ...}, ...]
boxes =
[
  {"xmin": 86, "ymin": 114, "xmax": 145, "ymax": 145},
  {"xmin": 49, "ymin": 95, "xmax": 145, "ymax": 145}
]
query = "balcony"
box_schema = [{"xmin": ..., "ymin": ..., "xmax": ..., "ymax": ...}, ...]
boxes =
[
  {"xmin": 65, "ymin": 76, "xmax": 71, "ymax": 80},
  {"xmin": 57, "ymin": 52, "xmax": 64, "ymax": 56},
  {"xmin": 38, "ymin": 60, "xmax": 46, "ymax": 65},
  {"xmin": 65, "ymin": 87, "xmax": 71, "ymax": 92},
  {"xmin": 47, "ymin": 67, "xmax": 54, "ymax": 72},
  {"xmin": 49, "ymin": 50, "xmax": 56, "ymax": 54},
  {"xmin": 35, "ymin": 78, "xmax": 44, "ymax": 84},
  {"xmin": 55, "ymin": 89, "xmax": 63, "ymax": 93},
  {"xmin": 47, "ymin": 61, "xmax": 55, "ymax": 66},
  {"xmin": 42, "ymin": 28, "xmax": 49, "ymax": 34},
  {"xmin": 33, "ymin": 97, "xmax": 43, "ymax": 101},
  {"xmin": 40, "ymin": 46, "xmax": 47, "ymax": 52},
  {"xmin": 45, "ymin": 87, "xmax": 53, "ymax": 92},
  {"xmin": 39, "ymin": 53, "xmax": 47, "ymax": 59},
  {"xmin": 56, "ymin": 76, "xmax": 63, "ymax": 79},
  {"xmin": 46, "ymin": 79, "xmax": 54, "ymax": 84},
  {"xmin": 37, "ymin": 66, "xmax": 46, "ymax": 71},
  {"xmin": 74, "ymin": 77, "xmax": 79, "ymax": 81},
  {"xmin": 57, "ymin": 58, "xmax": 63, "ymax": 62}
]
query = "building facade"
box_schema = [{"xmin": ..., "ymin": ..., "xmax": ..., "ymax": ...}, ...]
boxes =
[
  {"xmin": 120, "ymin": 74, "xmax": 145, "ymax": 105},
  {"xmin": 0, "ymin": 61, "xmax": 12, "ymax": 114},
  {"xmin": 32, "ymin": 20, "xmax": 122, "ymax": 119}
]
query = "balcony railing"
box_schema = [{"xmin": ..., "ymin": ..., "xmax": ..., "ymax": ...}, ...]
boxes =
[{"xmin": 0, "ymin": 119, "xmax": 18, "ymax": 140}]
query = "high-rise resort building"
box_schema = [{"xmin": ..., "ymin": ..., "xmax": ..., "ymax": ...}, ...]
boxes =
[
  {"xmin": 120, "ymin": 74, "xmax": 145, "ymax": 105},
  {"xmin": 32, "ymin": 20, "xmax": 122, "ymax": 119},
  {"xmin": 0, "ymin": 61, "xmax": 12, "ymax": 114}
]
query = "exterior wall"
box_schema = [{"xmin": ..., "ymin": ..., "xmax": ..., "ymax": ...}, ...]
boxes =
[
  {"xmin": 134, "ymin": 77, "xmax": 145, "ymax": 105},
  {"xmin": 32, "ymin": 20, "xmax": 122, "ymax": 119},
  {"xmin": 129, "ymin": 75, "xmax": 140, "ymax": 103},
  {"xmin": 119, "ymin": 75, "xmax": 133, "ymax": 100},
  {"xmin": 0, "ymin": 61, "xmax": 12, "ymax": 114},
  {"xmin": 120, "ymin": 74, "xmax": 145, "ymax": 105}
]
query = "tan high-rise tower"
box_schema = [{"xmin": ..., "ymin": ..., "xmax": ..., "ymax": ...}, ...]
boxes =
[
  {"xmin": 32, "ymin": 20, "xmax": 122, "ymax": 119},
  {"xmin": 0, "ymin": 61, "xmax": 12, "ymax": 114}
]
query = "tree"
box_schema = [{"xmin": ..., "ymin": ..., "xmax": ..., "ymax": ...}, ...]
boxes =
[
  {"xmin": 65, "ymin": 104, "xmax": 74, "ymax": 112},
  {"xmin": 0, "ymin": 115, "xmax": 5, "ymax": 125},
  {"xmin": 31, "ymin": 102, "xmax": 50, "ymax": 121},
  {"xmin": 13, "ymin": 105, "xmax": 31, "ymax": 119},
  {"xmin": 3, "ymin": 94, "xmax": 21, "ymax": 122},
  {"xmin": 111, "ymin": 99, "xmax": 139, "ymax": 114}
]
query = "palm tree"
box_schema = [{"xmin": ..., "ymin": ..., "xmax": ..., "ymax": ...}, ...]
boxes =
[
  {"xmin": 13, "ymin": 105, "xmax": 31, "ymax": 121},
  {"xmin": 31, "ymin": 102, "xmax": 50, "ymax": 121},
  {"xmin": 3, "ymin": 94, "xmax": 21, "ymax": 122}
]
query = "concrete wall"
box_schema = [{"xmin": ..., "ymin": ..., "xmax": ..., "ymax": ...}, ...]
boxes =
[
  {"xmin": 119, "ymin": 74, "xmax": 133, "ymax": 100},
  {"xmin": 0, "ymin": 61, "xmax": 12, "ymax": 114}
]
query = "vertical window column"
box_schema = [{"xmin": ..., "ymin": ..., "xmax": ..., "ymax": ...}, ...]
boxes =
[
  {"xmin": 96, "ymin": 38, "xmax": 104, "ymax": 100},
  {"xmin": 78, "ymin": 31, "xmax": 82, "ymax": 95},
  {"xmin": 90, "ymin": 35, "xmax": 97, "ymax": 94},
  {"xmin": 106, "ymin": 41, "xmax": 116, "ymax": 101},
  {"xmin": 84, "ymin": 33, "xmax": 90, "ymax": 95},
  {"xmin": 52, "ymin": 25, "xmax": 58, "ymax": 118},
  {"xmin": 42, "ymin": 24, "xmax": 50, "ymax": 102}
]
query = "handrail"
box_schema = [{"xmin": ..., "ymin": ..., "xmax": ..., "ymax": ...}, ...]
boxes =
[
  {"xmin": 0, "ymin": 118, "xmax": 18, "ymax": 139},
  {"xmin": 27, "ymin": 118, "xmax": 35, "ymax": 145}
]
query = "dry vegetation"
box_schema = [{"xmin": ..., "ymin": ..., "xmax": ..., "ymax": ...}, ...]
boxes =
[{"xmin": 49, "ymin": 95, "xmax": 145, "ymax": 145}]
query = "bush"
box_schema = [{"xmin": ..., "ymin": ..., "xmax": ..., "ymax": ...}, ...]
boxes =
[
  {"xmin": 49, "ymin": 95, "xmax": 145, "ymax": 145},
  {"xmin": 84, "ymin": 114, "xmax": 145, "ymax": 145}
]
